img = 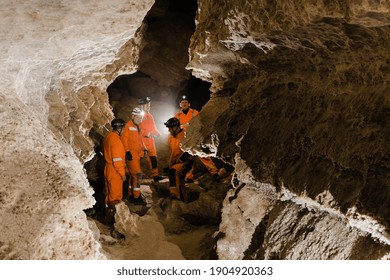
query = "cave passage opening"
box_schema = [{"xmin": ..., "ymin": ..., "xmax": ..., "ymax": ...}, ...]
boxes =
[
  {"xmin": 105, "ymin": 0, "xmax": 214, "ymax": 184},
  {"xmin": 84, "ymin": 0, "xmax": 230, "ymax": 260},
  {"xmin": 106, "ymin": 0, "xmax": 211, "ymax": 136}
]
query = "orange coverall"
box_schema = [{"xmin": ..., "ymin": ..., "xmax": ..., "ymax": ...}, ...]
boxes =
[
  {"xmin": 140, "ymin": 112, "xmax": 160, "ymax": 177},
  {"xmin": 168, "ymin": 129, "xmax": 187, "ymax": 200},
  {"xmin": 175, "ymin": 108, "xmax": 199, "ymax": 130},
  {"xmin": 121, "ymin": 120, "xmax": 146, "ymax": 199},
  {"xmin": 103, "ymin": 131, "xmax": 126, "ymax": 206},
  {"xmin": 175, "ymin": 108, "xmax": 218, "ymax": 179}
]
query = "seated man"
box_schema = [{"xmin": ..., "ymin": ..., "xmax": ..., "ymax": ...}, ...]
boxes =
[
  {"xmin": 164, "ymin": 117, "xmax": 193, "ymax": 202},
  {"xmin": 175, "ymin": 95, "xmax": 220, "ymax": 183}
]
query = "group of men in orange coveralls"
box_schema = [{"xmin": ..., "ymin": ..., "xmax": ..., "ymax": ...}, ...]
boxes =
[{"xmin": 102, "ymin": 96, "xmax": 221, "ymax": 221}]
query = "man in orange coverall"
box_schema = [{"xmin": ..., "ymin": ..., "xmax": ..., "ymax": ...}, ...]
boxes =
[
  {"xmin": 174, "ymin": 95, "xmax": 199, "ymax": 130},
  {"xmin": 138, "ymin": 97, "xmax": 165, "ymax": 182},
  {"xmin": 103, "ymin": 118, "xmax": 127, "ymax": 222},
  {"xmin": 164, "ymin": 117, "xmax": 193, "ymax": 201},
  {"xmin": 121, "ymin": 107, "xmax": 147, "ymax": 205},
  {"xmin": 174, "ymin": 96, "xmax": 220, "ymax": 182}
]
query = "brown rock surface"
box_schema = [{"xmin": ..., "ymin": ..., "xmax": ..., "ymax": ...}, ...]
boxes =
[
  {"xmin": 0, "ymin": 0, "xmax": 154, "ymax": 259},
  {"xmin": 183, "ymin": 0, "xmax": 390, "ymax": 259}
]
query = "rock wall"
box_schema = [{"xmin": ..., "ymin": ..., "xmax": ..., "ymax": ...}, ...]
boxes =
[
  {"xmin": 0, "ymin": 0, "xmax": 154, "ymax": 259},
  {"xmin": 184, "ymin": 0, "xmax": 390, "ymax": 259}
]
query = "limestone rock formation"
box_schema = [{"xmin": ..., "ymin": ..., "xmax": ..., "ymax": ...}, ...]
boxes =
[
  {"xmin": 183, "ymin": 0, "xmax": 390, "ymax": 259},
  {"xmin": 0, "ymin": 0, "xmax": 154, "ymax": 259}
]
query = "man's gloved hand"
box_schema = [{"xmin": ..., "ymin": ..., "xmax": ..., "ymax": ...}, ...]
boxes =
[
  {"xmin": 121, "ymin": 175, "xmax": 127, "ymax": 181},
  {"xmin": 179, "ymin": 152, "xmax": 191, "ymax": 163},
  {"xmin": 144, "ymin": 149, "xmax": 148, "ymax": 158},
  {"xmin": 126, "ymin": 151, "xmax": 132, "ymax": 161}
]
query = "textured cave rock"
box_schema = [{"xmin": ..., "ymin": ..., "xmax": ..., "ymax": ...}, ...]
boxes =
[
  {"xmin": 183, "ymin": 0, "xmax": 390, "ymax": 259},
  {"xmin": 0, "ymin": 0, "xmax": 155, "ymax": 259},
  {"xmin": 1, "ymin": 0, "xmax": 390, "ymax": 260}
]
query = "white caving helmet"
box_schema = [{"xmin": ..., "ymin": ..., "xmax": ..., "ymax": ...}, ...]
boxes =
[{"xmin": 132, "ymin": 107, "xmax": 144, "ymax": 116}]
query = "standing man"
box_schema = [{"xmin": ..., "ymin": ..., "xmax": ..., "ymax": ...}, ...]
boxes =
[
  {"xmin": 164, "ymin": 117, "xmax": 192, "ymax": 201},
  {"xmin": 103, "ymin": 118, "xmax": 127, "ymax": 222},
  {"xmin": 121, "ymin": 107, "xmax": 147, "ymax": 205},
  {"xmin": 174, "ymin": 96, "xmax": 220, "ymax": 182},
  {"xmin": 138, "ymin": 97, "xmax": 164, "ymax": 182},
  {"xmin": 174, "ymin": 95, "xmax": 199, "ymax": 130}
]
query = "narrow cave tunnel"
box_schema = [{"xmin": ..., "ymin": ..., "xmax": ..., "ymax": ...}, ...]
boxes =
[
  {"xmin": 107, "ymin": 0, "xmax": 212, "ymax": 116},
  {"xmin": 84, "ymin": 0, "xmax": 231, "ymax": 260}
]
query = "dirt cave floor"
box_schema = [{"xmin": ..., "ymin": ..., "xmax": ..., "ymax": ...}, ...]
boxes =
[{"xmin": 88, "ymin": 177, "xmax": 226, "ymax": 260}]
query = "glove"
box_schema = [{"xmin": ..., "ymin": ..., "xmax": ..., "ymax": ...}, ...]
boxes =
[
  {"xmin": 126, "ymin": 151, "xmax": 132, "ymax": 161},
  {"xmin": 144, "ymin": 149, "xmax": 148, "ymax": 158},
  {"xmin": 121, "ymin": 175, "xmax": 127, "ymax": 181},
  {"xmin": 144, "ymin": 132, "xmax": 151, "ymax": 138},
  {"xmin": 178, "ymin": 152, "xmax": 191, "ymax": 163}
]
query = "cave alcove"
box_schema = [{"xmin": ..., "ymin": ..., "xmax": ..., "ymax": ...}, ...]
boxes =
[{"xmin": 85, "ymin": 0, "xmax": 212, "ymax": 216}]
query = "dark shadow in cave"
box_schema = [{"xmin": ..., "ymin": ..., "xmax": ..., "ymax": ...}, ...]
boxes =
[
  {"xmin": 177, "ymin": 75, "xmax": 212, "ymax": 111},
  {"xmin": 107, "ymin": 0, "xmax": 211, "ymax": 112}
]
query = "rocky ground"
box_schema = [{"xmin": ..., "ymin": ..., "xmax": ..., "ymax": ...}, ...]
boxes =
[{"xmin": 88, "ymin": 172, "xmax": 232, "ymax": 260}]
